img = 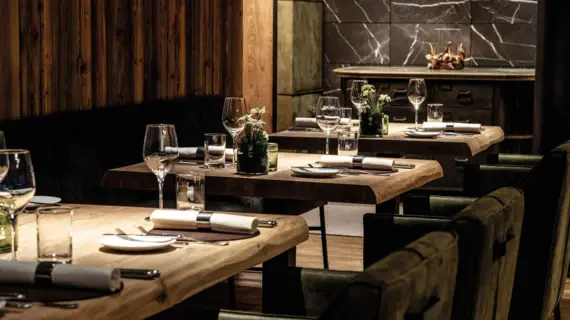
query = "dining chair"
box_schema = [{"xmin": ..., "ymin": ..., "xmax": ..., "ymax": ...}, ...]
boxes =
[
  {"xmin": 364, "ymin": 187, "xmax": 525, "ymax": 320},
  {"xmin": 192, "ymin": 230, "xmax": 459, "ymax": 320},
  {"xmin": 385, "ymin": 142, "xmax": 570, "ymax": 320}
]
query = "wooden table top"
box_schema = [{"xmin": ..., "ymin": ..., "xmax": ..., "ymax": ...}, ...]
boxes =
[
  {"xmin": 1, "ymin": 205, "xmax": 308, "ymax": 319},
  {"xmin": 270, "ymin": 123, "xmax": 504, "ymax": 157},
  {"xmin": 102, "ymin": 153, "xmax": 443, "ymax": 205},
  {"xmin": 333, "ymin": 66, "xmax": 535, "ymax": 81}
]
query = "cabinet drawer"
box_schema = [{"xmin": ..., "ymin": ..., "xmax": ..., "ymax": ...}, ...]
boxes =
[
  {"xmin": 370, "ymin": 80, "xmax": 413, "ymax": 107},
  {"xmin": 433, "ymin": 82, "xmax": 493, "ymax": 109},
  {"xmin": 387, "ymin": 106, "xmax": 427, "ymax": 124},
  {"xmin": 441, "ymin": 108, "xmax": 493, "ymax": 125}
]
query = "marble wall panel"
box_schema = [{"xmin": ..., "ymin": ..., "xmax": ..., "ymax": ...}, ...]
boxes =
[
  {"xmin": 470, "ymin": 23, "xmax": 536, "ymax": 67},
  {"xmin": 324, "ymin": 23, "xmax": 390, "ymax": 64},
  {"xmin": 471, "ymin": 0, "xmax": 537, "ymax": 23},
  {"xmin": 324, "ymin": 0, "xmax": 390, "ymax": 23},
  {"xmin": 391, "ymin": 0, "xmax": 471, "ymax": 23}
]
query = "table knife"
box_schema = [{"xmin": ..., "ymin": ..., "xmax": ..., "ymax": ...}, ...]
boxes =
[
  {"xmin": 394, "ymin": 163, "xmax": 415, "ymax": 169},
  {"xmin": 119, "ymin": 268, "xmax": 161, "ymax": 280}
]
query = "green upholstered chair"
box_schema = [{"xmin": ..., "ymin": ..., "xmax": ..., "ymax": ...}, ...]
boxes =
[
  {"xmin": 193, "ymin": 231, "xmax": 459, "ymax": 320},
  {"xmin": 364, "ymin": 187, "xmax": 525, "ymax": 320}
]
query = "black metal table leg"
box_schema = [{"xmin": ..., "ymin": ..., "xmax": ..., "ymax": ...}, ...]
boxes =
[
  {"xmin": 375, "ymin": 196, "xmax": 401, "ymax": 214},
  {"xmin": 319, "ymin": 205, "xmax": 329, "ymax": 269},
  {"xmin": 262, "ymin": 248, "xmax": 296, "ymax": 313}
]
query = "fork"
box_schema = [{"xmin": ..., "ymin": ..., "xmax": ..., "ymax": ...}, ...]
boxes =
[{"xmin": 136, "ymin": 227, "xmax": 228, "ymax": 246}]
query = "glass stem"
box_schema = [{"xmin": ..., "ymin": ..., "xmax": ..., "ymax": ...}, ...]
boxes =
[
  {"xmin": 9, "ymin": 212, "xmax": 16, "ymax": 262},
  {"xmin": 232, "ymin": 137, "xmax": 238, "ymax": 166},
  {"xmin": 157, "ymin": 178, "xmax": 164, "ymax": 209},
  {"xmin": 414, "ymin": 106, "xmax": 419, "ymax": 131},
  {"xmin": 325, "ymin": 130, "xmax": 330, "ymax": 155}
]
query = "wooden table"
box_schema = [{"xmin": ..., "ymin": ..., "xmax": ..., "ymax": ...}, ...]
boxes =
[
  {"xmin": 1, "ymin": 205, "xmax": 308, "ymax": 319},
  {"xmin": 270, "ymin": 123, "xmax": 504, "ymax": 157},
  {"xmin": 102, "ymin": 153, "xmax": 443, "ymax": 209}
]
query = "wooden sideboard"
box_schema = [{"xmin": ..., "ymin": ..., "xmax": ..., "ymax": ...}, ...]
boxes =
[{"xmin": 334, "ymin": 66, "xmax": 535, "ymax": 154}]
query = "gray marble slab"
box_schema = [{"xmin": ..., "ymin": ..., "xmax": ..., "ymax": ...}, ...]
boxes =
[
  {"xmin": 391, "ymin": 0, "xmax": 471, "ymax": 23},
  {"xmin": 324, "ymin": 0, "xmax": 391, "ymax": 23},
  {"xmin": 390, "ymin": 24, "xmax": 470, "ymax": 66},
  {"xmin": 471, "ymin": 0, "xmax": 537, "ymax": 24},
  {"xmin": 324, "ymin": 23, "xmax": 390, "ymax": 64},
  {"xmin": 470, "ymin": 24, "xmax": 536, "ymax": 67}
]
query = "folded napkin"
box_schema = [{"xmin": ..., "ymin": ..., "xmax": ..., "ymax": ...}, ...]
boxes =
[
  {"xmin": 422, "ymin": 122, "xmax": 483, "ymax": 133},
  {"xmin": 150, "ymin": 209, "xmax": 258, "ymax": 235},
  {"xmin": 165, "ymin": 146, "xmax": 233, "ymax": 160},
  {"xmin": 0, "ymin": 261, "xmax": 121, "ymax": 292},
  {"xmin": 295, "ymin": 117, "xmax": 359, "ymax": 128},
  {"xmin": 319, "ymin": 155, "xmax": 394, "ymax": 170}
]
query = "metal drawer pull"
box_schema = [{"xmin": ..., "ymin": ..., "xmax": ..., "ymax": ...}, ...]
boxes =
[
  {"xmin": 392, "ymin": 89, "xmax": 408, "ymax": 98},
  {"xmin": 456, "ymin": 90, "xmax": 473, "ymax": 104},
  {"xmin": 393, "ymin": 116, "xmax": 407, "ymax": 122}
]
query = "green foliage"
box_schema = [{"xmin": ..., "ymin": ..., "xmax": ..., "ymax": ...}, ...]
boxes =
[
  {"xmin": 360, "ymin": 84, "xmax": 391, "ymax": 126},
  {"xmin": 238, "ymin": 107, "xmax": 269, "ymax": 148}
]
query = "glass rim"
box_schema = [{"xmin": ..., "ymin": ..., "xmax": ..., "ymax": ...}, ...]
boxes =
[
  {"xmin": 204, "ymin": 133, "xmax": 227, "ymax": 137},
  {"xmin": 37, "ymin": 206, "xmax": 73, "ymax": 214},
  {"xmin": 224, "ymin": 97, "xmax": 245, "ymax": 101},
  {"xmin": 427, "ymin": 103, "xmax": 443, "ymax": 106},
  {"xmin": 318, "ymin": 96, "xmax": 340, "ymax": 101},
  {"xmin": 268, "ymin": 142, "xmax": 278, "ymax": 147},
  {"xmin": 177, "ymin": 172, "xmax": 205, "ymax": 178},
  {"xmin": 0, "ymin": 149, "xmax": 30, "ymax": 155},
  {"xmin": 146, "ymin": 124, "xmax": 175, "ymax": 128},
  {"xmin": 351, "ymin": 79, "xmax": 367, "ymax": 83}
]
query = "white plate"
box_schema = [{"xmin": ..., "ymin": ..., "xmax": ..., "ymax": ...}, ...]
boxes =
[
  {"xmin": 291, "ymin": 167, "xmax": 341, "ymax": 178},
  {"xmin": 100, "ymin": 235, "xmax": 177, "ymax": 252},
  {"xmin": 403, "ymin": 130, "xmax": 441, "ymax": 138},
  {"xmin": 31, "ymin": 196, "xmax": 62, "ymax": 204}
]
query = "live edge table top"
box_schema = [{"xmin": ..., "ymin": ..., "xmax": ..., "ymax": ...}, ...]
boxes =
[
  {"xmin": 270, "ymin": 123, "xmax": 504, "ymax": 157},
  {"xmin": 102, "ymin": 153, "xmax": 443, "ymax": 205}
]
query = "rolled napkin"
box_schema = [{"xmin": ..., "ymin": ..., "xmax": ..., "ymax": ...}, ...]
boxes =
[
  {"xmin": 0, "ymin": 260, "xmax": 121, "ymax": 292},
  {"xmin": 165, "ymin": 146, "xmax": 233, "ymax": 160},
  {"xmin": 295, "ymin": 117, "xmax": 359, "ymax": 128},
  {"xmin": 150, "ymin": 209, "xmax": 258, "ymax": 235},
  {"xmin": 422, "ymin": 122, "xmax": 483, "ymax": 133},
  {"xmin": 319, "ymin": 155, "xmax": 394, "ymax": 170}
]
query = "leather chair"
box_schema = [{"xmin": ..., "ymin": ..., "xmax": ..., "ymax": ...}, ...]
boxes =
[
  {"xmin": 189, "ymin": 231, "xmax": 459, "ymax": 320},
  {"xmin": 364, "ymin": 187, "xmax": 525, "ymax": 320},
  {"xmin": 390, "ymin": 142, "xmax": 570, "ymax": 320}
]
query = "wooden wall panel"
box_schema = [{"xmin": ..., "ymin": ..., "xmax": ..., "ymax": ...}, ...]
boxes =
[{"xmin": 0, "ymin": 0, "xmax": 250, "ymax": 121}]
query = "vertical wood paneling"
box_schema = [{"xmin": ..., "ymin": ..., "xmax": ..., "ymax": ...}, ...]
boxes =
[{"xmin": 1, "ymin": 0, "xmax": 252, "ymax": 120}]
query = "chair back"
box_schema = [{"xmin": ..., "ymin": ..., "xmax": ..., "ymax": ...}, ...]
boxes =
[
  {"xmin": 443, "ymin": 187, "xmax": 525, "ymax": 320},
  {"xmin": 319, "ymin": 231, "xmax": 458, "ymax": 320},
  {"xmin": 509, "ymin": 142, "xmax": 570, "ymax": 319}
]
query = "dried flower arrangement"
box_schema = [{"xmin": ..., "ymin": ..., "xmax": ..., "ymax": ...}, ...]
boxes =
[{"xmin": 425, "ymin": 41, "xmax": 467, "ymax": 70}]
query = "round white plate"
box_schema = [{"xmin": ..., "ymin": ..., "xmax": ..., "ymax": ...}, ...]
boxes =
[
  {"xmin": 31, "ymin": 196, "xmax": 62, "ymax": 204},
  {"xmin": 291, "ymin": 167, "xmax": 341, "ymax": 178},
  {"xmin": 100, "ymin": 235, "xmax": 177, "ymax": 252},
  {"xmin": 403, "ymin": 130, "xmax": 441, "ymax": 138}
]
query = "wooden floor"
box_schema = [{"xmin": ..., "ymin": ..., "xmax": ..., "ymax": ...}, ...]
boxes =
[{"xmin": 189, "ymin": 234, "xmax": 570, "ymax": 317}]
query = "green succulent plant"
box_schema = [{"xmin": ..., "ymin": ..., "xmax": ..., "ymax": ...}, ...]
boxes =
[{"xmin": 360, "ymin": 84, "xmax": 391, "ymax": 125}]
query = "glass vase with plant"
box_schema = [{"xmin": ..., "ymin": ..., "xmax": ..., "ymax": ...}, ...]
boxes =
[
  {"xmin": 236, "ymin": 107, "xmax": 269, "ymax": 175},
  {"xmin": 359, "ymin": 84, "xmax": 391, "ymax": 136}
]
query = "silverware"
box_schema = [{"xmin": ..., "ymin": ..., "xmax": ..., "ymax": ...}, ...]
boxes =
[
  {"xmin": 287, "ymin": 127, "xmax": 321, "ymax": 132},
  {"xmin": 119, "ymin": 268, "xmax": 160, "ymax": 280},
  {"xmin": 5, "ymin": 301, "xmax": 32, "ymax": 309},
  {"xmin": 177, "ymin": 160, "xmax": 200, "ymax": 165},
  {"xmin": 394, "ymin": 163, "xmax": 415, "ymax": 169},
  {"xmin": 138, "ymin": 227, "xmax": 229, "ymax": 246},
  {"xmin": 258, "ymin": 220, "xmax": 277, "ymax": 227},
  {"xmin": 41, "ymin": 302, "xmax": 79, "ymax": 309}
]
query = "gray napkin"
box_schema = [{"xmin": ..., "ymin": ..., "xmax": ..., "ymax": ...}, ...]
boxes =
[{"xmin": 0, "ymin": 261, "xmax": 121, "ymax": 292}]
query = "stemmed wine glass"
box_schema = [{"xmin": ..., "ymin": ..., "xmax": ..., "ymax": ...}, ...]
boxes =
[
  {"xmin": 0, "ymin": 150, "xmax": 36, "ymax": 261},
  {"xmin": 143, "ymin": 124, "xmax": 179, "ymax": 209},
  {"xmin": 222, "ymin": 97, "xmax": 248, "ymax": 167},
  {"xmin": 350, "ymin": 79, "xmax": 368, "ymax": 117},
  {"xmin": 407, "ymin": 78, "xmax": 427, "ymax": 131},
  {"xmin": 316, "ymin": 96, "xmax": 341, "ymax": 155},
  {"xmin": 0, "ymin": 131, "xmax": 6, "ymax": 149}
]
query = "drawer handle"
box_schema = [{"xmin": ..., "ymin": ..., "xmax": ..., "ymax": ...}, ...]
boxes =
[
  {"xmin": 393, "ymin": 116, "xmax": 407, "ymax": 122},
  {"xmin": 456, "ymin": 91, "xmax": 473, "ymax": 104},
  {"xmin": 392, "ymin": 89, "xmax": 408, "ymax": 99}
]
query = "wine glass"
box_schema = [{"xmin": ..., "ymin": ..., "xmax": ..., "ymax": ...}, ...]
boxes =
[
  {"xmin": 316, "ymin": 96, "xmax": 341, "ymax": 155},
  {"xmin": 350, "ymin": 80, "xmax": 368, "ymax": 117},
  {"xmin": 143, "ymin": 124, "xmax": 179, "ymax": 209},
  {"xmin": 222, "ymin": 97, "xmax": 248, "ymax": 167},
  {"xmin": 407, "ymin": 78, "xmax": 427, "ymax": 131},
  {"xmin": 0, "ymin": 150, "xmax": 36, "ymax": 261},
  {"xmin": 0, "ymin": 131, "xmax": 6, "ymax": 149}
]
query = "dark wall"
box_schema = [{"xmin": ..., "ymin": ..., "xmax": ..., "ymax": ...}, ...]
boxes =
[{"xmin": 323, "ymin": 0, "xmax": 538, "ymax": 92}]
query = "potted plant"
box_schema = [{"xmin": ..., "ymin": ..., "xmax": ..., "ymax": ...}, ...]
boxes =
[
  {"xmin": 360, "ymin": 84, "xmax": 391, "ymax": 136},
  {"xmin": 237, "ymin": 107, "xmax": 269, "ymax": 175}
]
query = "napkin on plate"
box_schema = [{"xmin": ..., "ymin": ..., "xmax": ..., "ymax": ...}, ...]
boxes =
[
  {"xmin": 422, "ymin": 122, "xmax": 483, "ymax": 133},
  {"xmin": 165, "ymin": 146, "xmax": 233, "ymax": 160},
  {"xmin": 319, "ymin": 155, "xmax": 394, "ymax": 170},
  {"xmin": 150, "ymin": 209, "xmax": 258, "ymax": 235},
  {"xmin": 294, "ymin": 117, "xmax": 359, "ymax": 128},
  {"xmin": 0, "ymin": 261, "xmax": 121, "ymax": 292}
]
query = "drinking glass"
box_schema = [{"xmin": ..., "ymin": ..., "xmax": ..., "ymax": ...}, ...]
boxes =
[
  {"xmin": 37, "ymin": 206, "xmax": 73, "ymax": 263},
  {"xmin": 0, "ymin": 150, "xmax": 36, "ymax": 261},
  {"xmin": 222, "ymin": 97, "xmax": 247, "ymax": 167},
  {"xmin": 350, "ymin": 80, "xmax": 368, "ymax": 116},
  {"xmin": 338, "ymin": 131, "xmax": 359, "ymax": 156},
  {"xmin": 407, "ymin": 79, "xmax": 427, "ymax": 130},
  {"xmin": 336, "ymin": 107, "xmax": 354, "ymax": 133},
  {"xmin": 268, "ymin": 143, "xmax": 278, "ymax": 172},
  {"xmin": 427, "ymin": 103, "xmax": 443, "ymax": 122},
  {"xmin": 143, "ymin": 124, "xmax": 179, "ymax": 209},
  {"xmin": 0, "ymin": 131, "xmax": 6, "ymax": 149},
  {"xmin": 316, "ymin": 96, "xmax": 341, "ymax": 155},
  {"xmin": 204, "ymin": 133, "xmax": 227, "ymax": 168},
  {"xmin": 176, "ymin": 172, "xmax": 206, "ymax": 211}
]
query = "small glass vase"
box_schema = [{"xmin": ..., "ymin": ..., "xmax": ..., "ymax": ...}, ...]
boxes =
[
  {"xmin": 382, "ymin": 114, "xmax": 389, "ymax": 136},
  {"xmin": 237, "ymin": 141, "xmax": 269, "ymax": 176},
  {"xmin": 360, "ymin": 112, "xmax": 387, "ymax": 137}
]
